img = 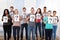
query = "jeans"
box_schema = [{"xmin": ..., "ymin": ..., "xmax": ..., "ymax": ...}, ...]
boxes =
[
  {"xmin": 42, "ymin": 22, "xmax": 45, "ymax": 38},
  {"xmin": 35, "ymin": 22, "xmax": 42, "ymax": 38},
  {"xmin": 3, "ymin": 25, "xmax": 11, "ymax": 40},
  {"xmin": 13, "ymin": 26, "xmax": 20, "ymax": 40},
  {"xmin": 52, "ymin": 25, "xmax": 57, "ymax": 40},
  {"xmin": 45, "ymin": 29, "xmax": 52, "ymax": 40},
  {"xmin": 21, "ymin": 23, "xmax": 28, "ymax": 40},
  {"xmin": 28, "ymin": 24, "xmax": 35, "ymax": 40}
]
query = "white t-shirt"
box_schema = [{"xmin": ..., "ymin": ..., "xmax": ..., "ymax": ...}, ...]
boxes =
[
  {"xmin": 3, "ymin": 16, "xmax": 8, "ymax": 23},
  {"xmin": 14, "ymin": 14, "xmax": 19, "ymax": 22},
  {"xmin": 30, "ymin": 14, "xmax": 35, "ymax": 22},
  {"xmin": 36, "ymin": 13, "xmax": 41, "ymax": 19}
]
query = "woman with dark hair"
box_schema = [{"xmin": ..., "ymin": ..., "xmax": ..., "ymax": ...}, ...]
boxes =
[
  {"xmin": 2, "ymin": 9, "xmax": 12, "ymax": 40},
  {"xmin": 35, "ymin": 8, "xmax": 42, "ymax": 40}
]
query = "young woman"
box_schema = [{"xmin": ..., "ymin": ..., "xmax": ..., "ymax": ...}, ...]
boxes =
[
  {"xmin": 52, "ymin": 11, "xmax": 59, "ymax": 40},
  {"xmin": 2, "ymin": 9, "xmax": 12, "ymax": 40},
  {"xmin": 27, "ymin": 7, "xmax": 36, "ymax": 40},
  {"xmin": 12, "ymin": 9, "xmax": 21, "ymax": 40},
  {"xmin": 44, "ymin": 10, "xmax": 53, "ymax": 40},
  {"xmin": 35, "ymin": 8, "xmax": 42, "ymax": 40}
]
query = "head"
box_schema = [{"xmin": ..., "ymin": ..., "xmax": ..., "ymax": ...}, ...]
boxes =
[
  {"xmin": 30, "ymin": 7, "xmax": 35, "ymax": 14},
  {"xmin": 3, "ymin": 9, "xmax": 9, "ymax": 16},
  {"xmin": 14, "ymin": 9, "xmax": 18, "ymax": 14},
  {"xmin": 53, "ymin": 11, "xmax": 56, "ymax": 16},
  {"xmin": 23, "ymin": 7, "xmax": 26, "ymax": 12},
  {"xmin": 10, "ymin": 6, "xmax": 14, "ymax": 11},
  {"xmin": 43, "ymin": 6, "xmax": 47, "ymax": 12},
  {"xmin": 48, "ymin": 10, "xmax": 51, "ymax": 16},
  {"xmin": 36, "ymin": 8, "xmax": 42, "ymax": 14}
]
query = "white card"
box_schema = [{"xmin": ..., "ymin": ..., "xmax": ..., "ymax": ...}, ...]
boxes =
[
  {"xmin": 30, "ymin": 15, "xmax": 35, "ymax": 22},
  {"xmin": 14, "ymin": 15, "xmax": 19, "ymax": 22},
  {"xmin": 53, "ymin": 17, "xmax": 57, "ymax": 23},
  {"xmin": 3, "ymin": 16, "xmax": 8, "ymax": 23},
  {"xmin": 48, "ymin": 17, "xmax": 53, "ymax": 24},
  {"xmin": 36, "ymin": 14, "xmax": 41, "ymax": 19}
]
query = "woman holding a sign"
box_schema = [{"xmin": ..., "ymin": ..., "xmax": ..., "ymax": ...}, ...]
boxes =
[
  {"xmin": 44, "ymin": 11, "xmax": 53, "ymax": 40},
  {"xmin": 12, "ymin": 9, "xmax": 21, "ymax": 40},
  {"xmin": 2, "ymin": 9, "xmax": 12, "ymax": 40},
  {"xmin": 52, "ymin": 11, "xmax": 59, "ymax": 40},
  {"xmin": 35, "ymin": 8, "xmax": 42, "ymax": 40}
]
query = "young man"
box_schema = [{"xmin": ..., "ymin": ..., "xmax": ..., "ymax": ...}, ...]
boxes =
[
  {"xmin": 42, "ymin": 6, "xmax": 48, "ymax": 39},
  {"xmin": 21, "ymin": 7, "xmax": 28, "ymax": 40},
  {"xmin": 27, "ymin": 7, "xmax": 35, "ymax": 40},
  {"xmin": 52, "ymin": 11, "xmax": 59, "ymax": 40},
  {"xmin": 10, "ymin": 6, "xmax": 14, "ymax": 17}
]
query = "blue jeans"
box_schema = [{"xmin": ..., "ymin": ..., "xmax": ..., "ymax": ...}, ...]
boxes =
[
  {"xmin": 13, "ymin": 26, "xmax": 20, "ymax": 40},
  {"xmin": 52, "ymin": 25, "xmax": 57, "ymax": 40},
  {"xmin": 28, "ymin": 25, "xmax": 35, "ymax": 40},
  {"xmin": 35, "ymin": 22, "xmax": 42, "ymax": 38}
]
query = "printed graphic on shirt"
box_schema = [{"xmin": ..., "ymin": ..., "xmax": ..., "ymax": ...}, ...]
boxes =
[
  {"xmin": 3, "ymin": 16, "xmax": 8, "ymax": 23},
  {"xmin": 53, "ymin": 17, "xmax": 57, "ymax": 24},
  {"xmin": 22, "ymin": 14, "xmax": 26, "ymax": 18},
  {"xmin": 36, "ymin": 14, "xmax": 41, "ymax": 19},
  {"xmin": 14, "ymin": 15, "xmax": 19, "ymax": 22},
  {"xmin": 48, "ymin": 17, "xmax": 53, "ymax": 24},
  {"xmin": 30, "ymin": 15, "xmax": 35, "ymax": 22}
]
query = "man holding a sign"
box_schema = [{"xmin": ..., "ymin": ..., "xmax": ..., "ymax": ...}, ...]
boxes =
[{"xmin": 27, "ymin": 7, "xmax": 35, "ymax": 40}]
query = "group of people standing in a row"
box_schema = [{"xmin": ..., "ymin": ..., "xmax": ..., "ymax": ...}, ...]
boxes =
[{"xmin": 2, "ymin": 6, "xmax": 59, "ymax": 40}]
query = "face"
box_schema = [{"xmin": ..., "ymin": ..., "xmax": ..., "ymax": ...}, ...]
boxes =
[
  {"xmin": 37, "ymin": 9, "xmax": 40, "ymax": 13},
  {"xmin": 48, "ymin": 12, "xmax": 51, "ymax": 15},
  {"xmin": 23, "ymin": 9, "xmax": 26, "ymax": 12},
  {"xmin": 31, "ymin": 9, "xmax": 34, "ymax": 14},
  {"xmin": 53, "ymin": 12, "xmax": 56, "ymax": 15},
  {"xmin": 5, "ymin": 10, "xmax": 8, "ymax": 15},
  {"xmin": 44, "ymin": 8, "xmax": 46, "ymax": 12},
  {"xmin": 10, "ymin": 8, "xmax": 13, "ymax": 11},
  {"xmin": 14, "ymin": 10, "xmax": 18, "ymax": 14}
]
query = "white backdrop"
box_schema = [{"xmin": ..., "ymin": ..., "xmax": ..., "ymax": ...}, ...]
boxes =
[{"xmin": 0, "ymin": 0, "xmax": 60, "ymax": 38}]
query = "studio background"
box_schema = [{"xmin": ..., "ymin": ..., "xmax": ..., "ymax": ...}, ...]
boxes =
[{"xmin": 0, "ymin": 0, "xmax": 60, "ymax": 38}]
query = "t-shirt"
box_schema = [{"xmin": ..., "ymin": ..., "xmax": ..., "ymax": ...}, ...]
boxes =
[
  {"xmin": 21, "ymin": 12, "xmax": 27, "ymax": 24},
  {"xmin": 35, "ymin": 13, "xmax": 42, "ymax": 22},
  {"xmin": 44, "ymin": 16, "xmax": 53, "ymax": 29},
  {"xmin": 10, "ymin": 11, "xmax": 14, "ymax": 17},
  {"xmin": 28, "ymin": 13, "xmax": 35, "ymax": 26}
]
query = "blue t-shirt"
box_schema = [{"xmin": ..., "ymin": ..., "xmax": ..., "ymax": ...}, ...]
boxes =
[{"xmin": 43, "ymin": 16, "xmax": 53, "ymax": 29}]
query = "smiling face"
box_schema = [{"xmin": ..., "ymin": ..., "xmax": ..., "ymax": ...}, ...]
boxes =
[
  {"xmin": 14, "ymin": 9, "xmax": 18, "ymax": 14},
  {"xmin": 53, "ymin": 11, "xmax": 56, "ymax": 16},
  {"xmin": 31, "ymin": 7, "xmax": 35, "ymax": 14}
]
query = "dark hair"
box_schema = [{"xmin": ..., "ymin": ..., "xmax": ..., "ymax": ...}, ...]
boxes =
[
  {"xmin": 48, "ymin": 10, "xmax": 51, "ymax": 12},
  {"xmin": 53, "ymin": 11, "xmax": 56, "ymax": 13},
  {"xmin": 3, "ymin": 9, "xmax": 9, "ymax": 16},
  {"xmin": 31, "ymin": 7, "xmax": 34, "ymax": 10},
  {"xmin": 44, "ymin": 6, "xmax": 47, "ymax": 8},
  {"xmin": 23, "ymin": 7, "xmax": 26, "ymax": 10},
  {"xmin": 10, "ymin": 6, "xmax": 14, "ymax": 9},
  {"xmin": 35, "ymin": 8, "xmax": 42, "ymax": 16}
]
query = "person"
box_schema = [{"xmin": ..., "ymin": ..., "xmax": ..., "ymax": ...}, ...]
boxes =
[
  {"xmin": 52, "ymin": 11, "xmax": 59, "ymax": 40},
  {"xmin": 10, "ymin": 6, "xmax": 14, "ymax": 17},
  {"xmin": 2, "ymin": 9, "xmax": 12, "ymax": 40},
  {"xmin": 42, "ymin": 6, "xmax": 48, "ymax": 39},
  {"xmin": 27, "ymin": 7, "xmax": 36, "ymax": 40},
  {"xmin": 35, "ymin": 8, "xmax": 42, "ymax": 40},
  {"xmin": 21, "ymin": 7, "xmax": 28, "ymax": 40},
  {"xmin": 44, "ymin": 10, "xmax": 53, "ymax": 40},
  {"xmin": 12, "ymin": 9, "xmax": 21, "ymax": 40}
]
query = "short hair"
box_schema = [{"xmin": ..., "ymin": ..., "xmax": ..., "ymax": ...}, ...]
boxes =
[
  {"xmin": 31, "ymin": 7, "xmax": 34, "ymax": 10},
  {"xmin": 48, "ymin": 10, "xmax": 51, "ymax": 12},
  {"xmin": 53, "ymin": 11, "xmax": 56, "ymax": 13},
  {"xmin": 23, "ymin": 7, "xmax": 26, "ymax": 10},
  {"xmin": 10, "ymin": 6, "xmax": 14, "ymax": 9},
  {"xmin": 44, "ymin": 6, "xmax": 47, "ymax": 8}
]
